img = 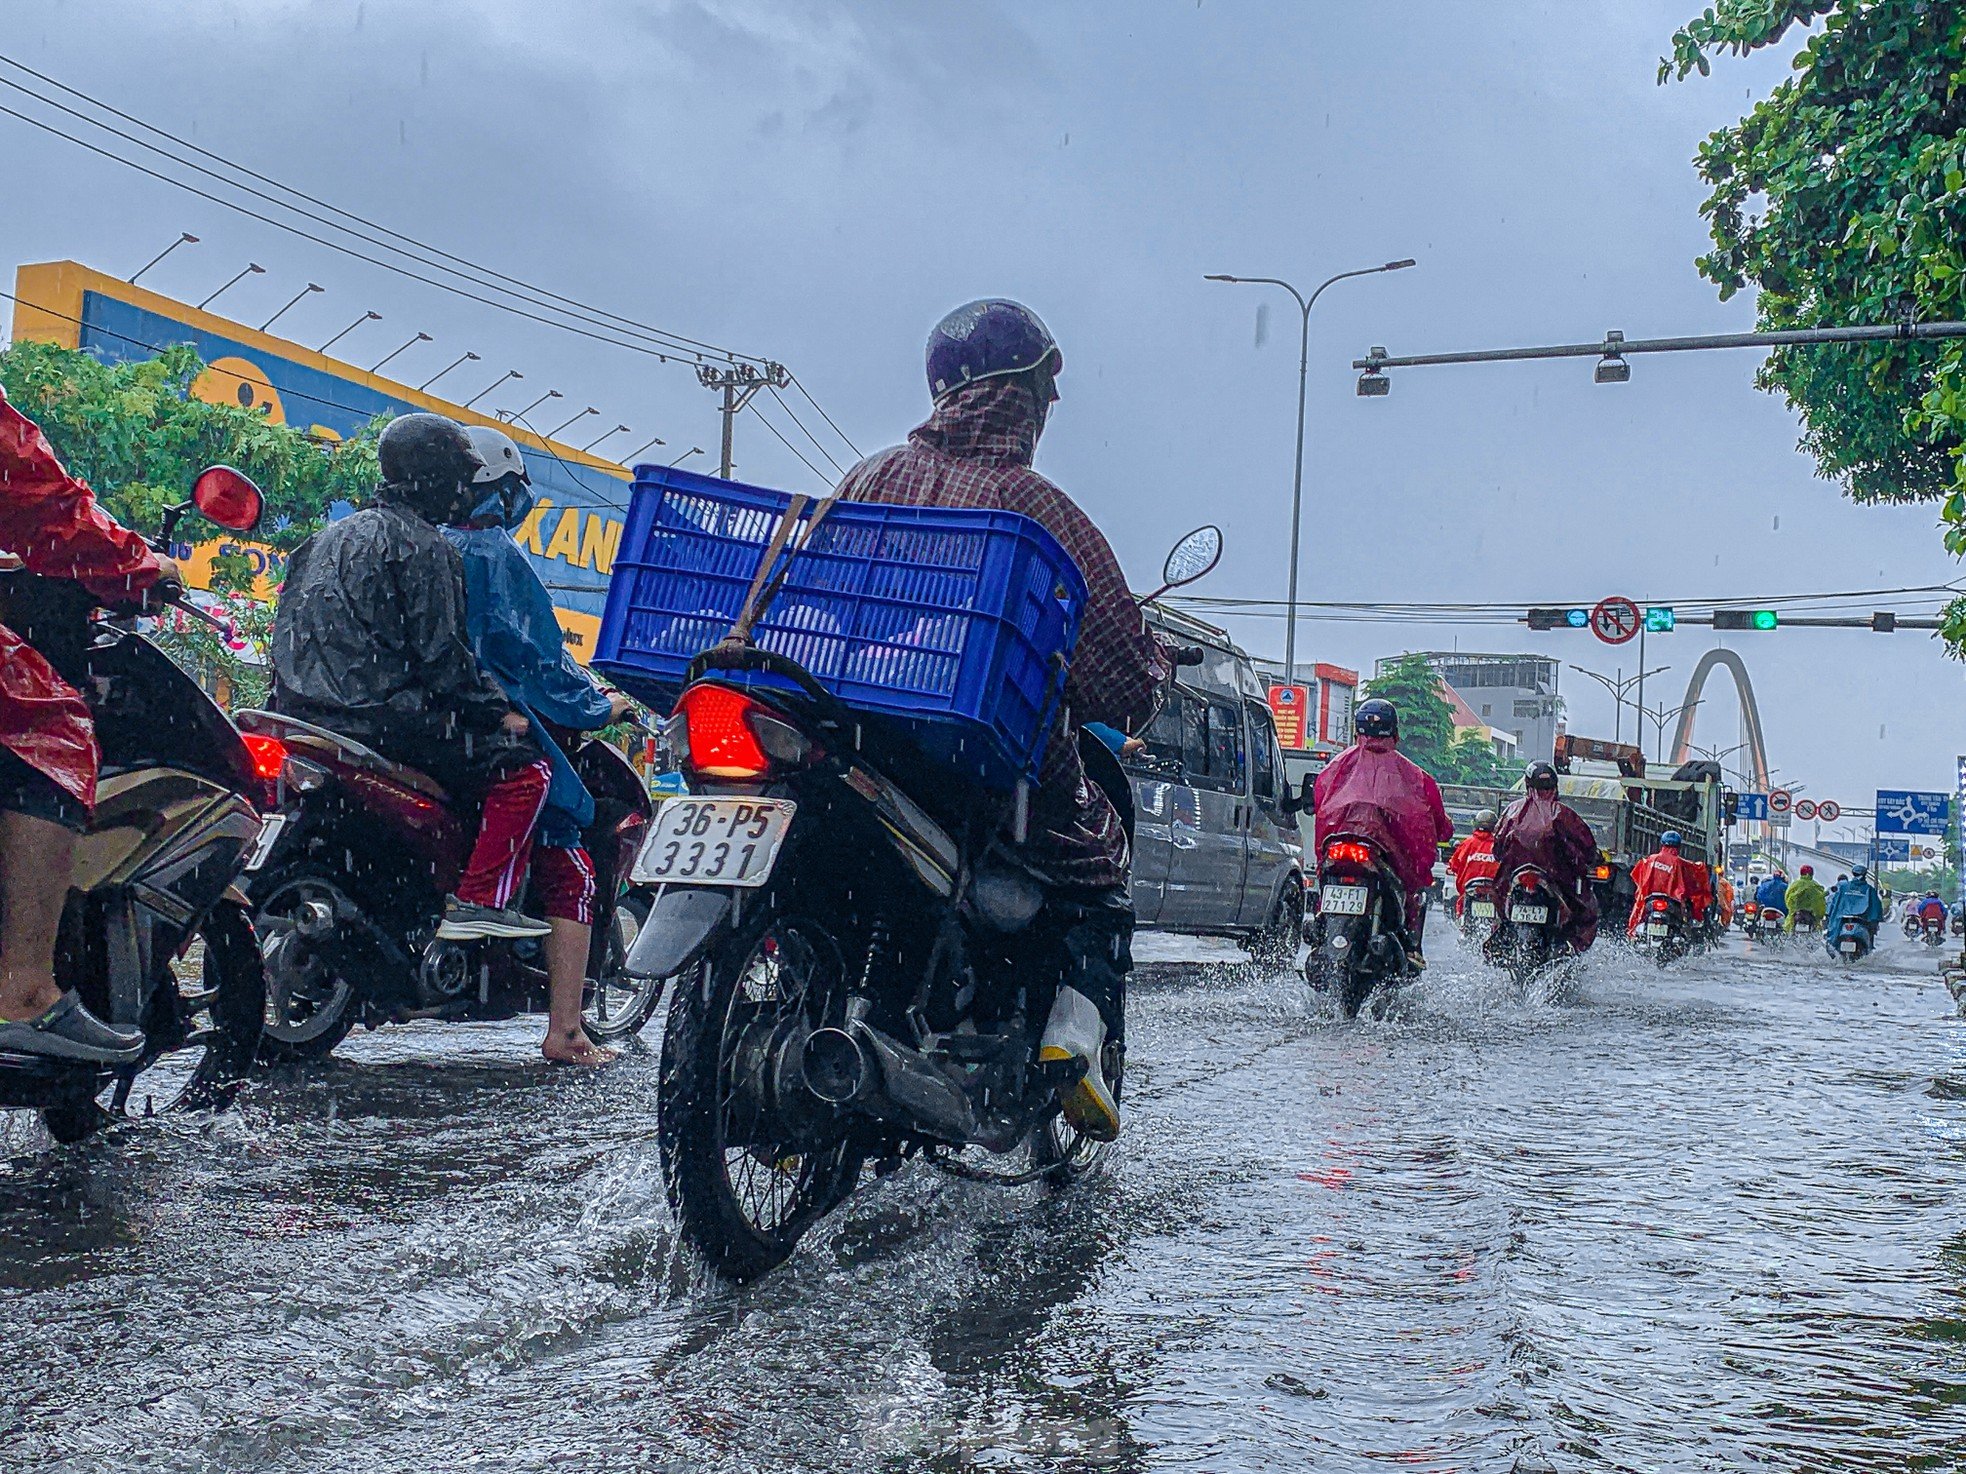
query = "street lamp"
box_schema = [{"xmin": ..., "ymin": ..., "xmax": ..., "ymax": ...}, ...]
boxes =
[
  {"xmin": 1567, "ymin": 662, "xmax": 1669, "ymax": 746},
  {"xmin": 667, "ymin": 444, "xmax": 703, "ymax": 467},
  {"xmin": 507, "ymin": 388, "xmax": 562, "ymax": 425},
  {"xmin": 319, "ymin": 310, "xmax": 382, "ymax": 353},
  {"xmin": 620, "ymin": 434, "xmax": 671, "ymax": 463},
  {"xmin": 372, "ymin": 331, "xmax": 433, "ymax": 374},
  {"xmin": 583, "ymin": 423, "xmax": 632, "ymax": 453},
  {"xmin": 198, "ymin": 262, "xmax": 264, "ymax": 310},
  {"xmin": 547, "ymin": 406, "xmax": 599, "ymax": 440},
  {"xmin": 129, "ymin": 232, "xmax": 198, "ymax": 284},
  {"xmin": 1205, "ymin": 258, "xmax": 1416, "ymax": 685},
  {"xmin": 419, "ymin": 351, "xmax": 480, "ymax": 392},
  {"xmin": 260, "ymin": 282, "xmax": 324, "ymax": 333},
  {"xmin": 464, "ymin": 369, "xmax": 522, "ymax": 409}
]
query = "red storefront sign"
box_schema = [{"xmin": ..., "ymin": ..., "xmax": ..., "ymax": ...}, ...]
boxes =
[{"xmin": 1268, "ymin": 684, "xmax": 1312, "ymax": 749}]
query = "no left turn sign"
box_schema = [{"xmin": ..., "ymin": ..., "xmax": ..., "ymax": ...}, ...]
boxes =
[{"xmin": 1590, "ymin": 596, "xmax": 1640, "ymax": 646}]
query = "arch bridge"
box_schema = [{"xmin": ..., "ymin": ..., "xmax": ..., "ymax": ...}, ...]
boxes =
[{"xmin": 1665, "ymin": 649, "xmax": 1772, "ymax": 791}]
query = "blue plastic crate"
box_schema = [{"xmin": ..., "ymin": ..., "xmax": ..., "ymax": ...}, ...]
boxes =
[{"xmin": 593, "ymin": 465, "xmax": 1088, "ymax": 788}]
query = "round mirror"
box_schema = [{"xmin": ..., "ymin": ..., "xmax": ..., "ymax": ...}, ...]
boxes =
[
  {"xmin": 1161, "ymin": 525, "xmax": 1223, "ymax": 590},
  {"xmin": 191, "ymin": 465, "xmax": 265, "ymax": 533}
]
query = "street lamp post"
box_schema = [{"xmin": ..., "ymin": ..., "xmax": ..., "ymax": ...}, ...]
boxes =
[
  {"xmin": 507, "ymin": 388, "xmax": 562, "ymax": 425},
  {"xmin": 372, "ymin": 332, "xmax": 433, "ymax": 374},
  {"xmin": 1567, "ymin": 662, "xmax": 1669, "ymax": 745},
  {"xmin": 547, "ymin": 406, "xmax": 599, "ymax": 440},
  {"xmin": 198, "ymin": 262, "xmax": 264, "ymax": 311},
  {"xmin": 464, "ymin": 369, "xmax": 523, "ymax": 409},
  {"xmin": 583, "ymin": 423, "xmax": 633, "ymax": 453},
  {"xmin": 260, "ymin": 282, "xmax": 324, "ymax": 333},
  {"xmin": 419, "ymin": 351, "xmax": 480, "ymax": 393},
  {"xmin": 129, "ymin": 233, "xmax": 198, "ymax": 285},
  {"xmin": 320, "ymin": 310, "xmax": 382, "ymax": 354},
  {"xmin": 1205, "ymin": 259, "xmax": 1416, "ymax": 685}
]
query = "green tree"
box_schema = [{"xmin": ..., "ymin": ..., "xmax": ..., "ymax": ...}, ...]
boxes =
[
  {"xmin": 1661, "ymin": 1, "xmax": 1966, "ymax": 652},
  {"xmin": 1361, "ymin": 654, "xmax": 1456, "ymax": 773}
]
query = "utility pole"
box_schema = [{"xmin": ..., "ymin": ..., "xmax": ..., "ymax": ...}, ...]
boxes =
[{"xmin": 697, "ymin": 361, "xmax": 790, "ymax": 478}]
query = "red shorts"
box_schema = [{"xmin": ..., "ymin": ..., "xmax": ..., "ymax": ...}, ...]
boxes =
[{"xmin": 531, "ymin": 844, "xmax": 597, "ymax": 925}]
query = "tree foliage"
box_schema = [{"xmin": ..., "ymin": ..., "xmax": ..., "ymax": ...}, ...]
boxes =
[
  {"xmin": 1361, "ymin": 653, "xmax": 1526, "ymax": 786},
  {"xmin": 0, "ymin": 339, "xmax": 380, "ymax": 563},
  {"xmin": 1661, "ymin": 0, "xmax": 1966, "ymax": 652}
]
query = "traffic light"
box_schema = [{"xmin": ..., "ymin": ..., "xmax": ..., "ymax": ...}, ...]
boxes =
[
  {"xmin": 1714, "ymin": 609, "xmax": 1779, "ymax": 631},
  {"xmin": 1643, "ymin": 606, "xmax": 1676, "ymax": 632},
  {"xmin": 1527, "ymin": 607, "xmax": 1590, "ymax": 631}
]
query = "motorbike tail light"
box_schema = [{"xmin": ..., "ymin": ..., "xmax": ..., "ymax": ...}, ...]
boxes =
[
  {"xmin": 676, "ymin": 684, "xmax": 821, "ymax": 781},
  {"xmin": 1650, "ymin": 897, "xmax": 1670, "ymax": 911},
  {"xmin": 241, "ymin": 733, "xmax": 288, "ymax": 783},
  {"xmin": 1519, "ymin": 873, "xmax": 1543, "ymax": 891},
  {"xmin": 1592, "ymin": 863, "xmax": 1612, "ymax": 881},
  {"xmin": 1323, "ymin": 840, "xmax": 1374, "ymax": 869}
]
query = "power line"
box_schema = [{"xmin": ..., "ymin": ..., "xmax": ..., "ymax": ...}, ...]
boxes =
[
  {"xmin": 788, "ymin": 370, "xmax": 863, "ymax": 460},
  {"xmin": 767, "ymin": 384, "xmax": 845, "ymax": 476},
  {"xmin": 0, "ymin": 57, "xmax": 761, "ymax": 369},
  {"xmin": 743, "ymin": 397, "xmax": 831, "ymax": 485}
]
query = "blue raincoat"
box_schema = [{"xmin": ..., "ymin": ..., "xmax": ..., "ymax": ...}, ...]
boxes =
[
  {"xmin": 1823, "ymin": 876, "xmax": 1885, "ymax": 935},
  {"xmin": 1754, "ymin": 876, "xmax": 1789, "ymax": 912},
  {"xmin": 442, "ymin": 523, "xmax": 613, "ymax": 846}
]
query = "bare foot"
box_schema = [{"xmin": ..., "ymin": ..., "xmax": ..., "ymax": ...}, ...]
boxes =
[
  {"xmin": 0, "ymin": 969, "xmax": 63, "ymax": 1023},
  {"xmin": 542, "ymin": 1028, "xmax": 618, "ymax": 1067}
]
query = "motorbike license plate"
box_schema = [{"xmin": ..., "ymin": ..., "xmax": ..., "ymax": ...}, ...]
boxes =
[
  {"xmin": 1645, "ymin": 921, "xmax": 1670, "ymax": 937},
  {"xmin": 630, "ymin": 798, "xmax": 796, "ymax": 888},
  {"xmin": 241, "ymin": 813, "xmax": 287, "ymax": 872},
  {"xmin": 1470, "ymin": 900, "xmax": 1497, "ymax": 920},
  {"xmin": 1510, "ymin": 904, "xmax": 1550, "ymax": 925},
  {"xmin": 1840, "ymin": 940, "xmax": 1859, "ymax": 955},
  {"xmin": 1321, "ymin": 884, "xmax": 1370, "ymax": 916}
]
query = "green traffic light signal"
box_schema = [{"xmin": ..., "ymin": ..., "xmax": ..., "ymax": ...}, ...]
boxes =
[
  {"xmin": 1713, "ymin": 608, "xmax": 1781, "ymax": 631},
  {"xmin": 1751, "ymin": 609, "xmax": 1778, "ymax": 631}
]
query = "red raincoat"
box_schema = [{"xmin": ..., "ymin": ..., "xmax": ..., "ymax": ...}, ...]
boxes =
[
  {"xmin": 1447, "ymin": 829, "xmax": 1499, "ymax": 916},
  {"xmin": 1493, "ymin": 790, "xmax": 1601, "ymax": 948},
  {"xmin": 1625, "ymin": 847, "xmax": 1712, "ymax": 935},
  {"xmin": 1313, "ymin": 734, "xmax": 1453, "ymax": 908},
  {"xmin": 0, "ymin": 387, "xmax": 162, "ymax": 808}
]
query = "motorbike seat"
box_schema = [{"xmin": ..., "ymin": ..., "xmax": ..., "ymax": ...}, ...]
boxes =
[{"xmin": 234, "ymin": 710, "xmax": 452, "ymax": 804}]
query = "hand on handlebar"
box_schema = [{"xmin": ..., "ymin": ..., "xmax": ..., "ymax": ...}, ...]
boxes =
[{"xmin": 607, "ymin": 692, "xmax": 639, "ymax": 726}]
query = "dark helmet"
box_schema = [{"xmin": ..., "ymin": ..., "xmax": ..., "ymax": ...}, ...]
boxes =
[
  {"xmin": 926, "ymin": 299, "xmax": 1062, "ymax": 402},
  {"xmin": 1800, "ymin": 864, "xmax": 1813, "ymax": 876},
  {"xmin": 1474, "ymin": 808, "xmax": 1499, "ymax": 831},
  {"xmin": 1852, "ymin": 864, "xmax": 1867, "ymax": 880},
  {"xmin": 1660, "ymin": 830, "xmax": 1683, "ymax": 848},
  {"xmin": 1353, "ymin": 698, "xmax": 1398, "ymax": 739},
  {"xmin": 378, "ymin": 412, "xmax": 483, "ymax": 519},
  {"xmin": 1525, "ymin": 762, "xmax": 1559, "ymax": 792}
]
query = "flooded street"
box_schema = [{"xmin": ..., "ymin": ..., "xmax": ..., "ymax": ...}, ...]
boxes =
[{"xmin": 6, "ymin": 930, "xmax": 1965, "ymax": 1473}]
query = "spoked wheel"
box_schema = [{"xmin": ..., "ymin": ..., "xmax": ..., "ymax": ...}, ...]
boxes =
[
  {"xmin": 254, "ymin": 875, "xmax": 356, "ymax": 1063},
  {"xmin": 1029, "ymin": 1038, "xmax": 1125, "ymax": 1186},
  {"xmin": 658, "ymin": 906, "xmax": 861, "ymax": 1282},
  {"xmin": 582, "ymin": 893, "xmax": 663, "ymax": 1043},
  {"xmin": 65, "ymin": 900, "xmax": 267, "ymax": 1138}
]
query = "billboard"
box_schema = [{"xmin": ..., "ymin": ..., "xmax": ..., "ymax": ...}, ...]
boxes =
[
  {"xmin": 9, "ymin": 260, "xmax": 634, "ymax": 660},
  {"xmin": 1267, "ymin": 684, "xmax": 1311, "ymax": 749}
]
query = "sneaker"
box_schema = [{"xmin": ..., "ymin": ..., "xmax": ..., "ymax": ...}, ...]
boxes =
[
  {"xmin": 435, "ymin": 898, "xmax": 553, "ymax": 941},
  {"xmin": 1407, "ymin": 951, "xmax": 1428, "ymax": 972},
  {"xmin": 1037, "ymin": 986, "xmax": 1120, "ymax": 1142},
  {"xmin": 0, "ymin": 990, "xmax": 144, "ymax": 1066}
]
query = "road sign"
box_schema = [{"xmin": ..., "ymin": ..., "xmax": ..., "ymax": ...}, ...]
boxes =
[
  {"xmin": 1876, "ymin": 835, "xmax": 1912, "ymax": 863},
  {"xmin": 1795, "ymin": 798, "xmax": 1818, "ymax": 821},
  {"xmin": 1591, "ymin": 596, "xmax": 1640, "ymax": 646},
  {"xmin": 1267, "ymin": 684, "xmax": 1310, "ymax": 750},
  {"xmin": 1875, "ymin": 789, "xmax": 1951, "ymax": 835},
  {"xmin": 1768, "ymin": 788, "xmax": 1793, "ymax": 816},
  {"xmin": 1736, "ymin": 792, "xmax": 1768, "ymax": 821},
  {"xmin": 1643, "ymin": 605, "xmax": 1676, "ymax": 632},
  {"xmin": 1817, "ymin": 800, "xmax": 1840, "ymax": 823}
]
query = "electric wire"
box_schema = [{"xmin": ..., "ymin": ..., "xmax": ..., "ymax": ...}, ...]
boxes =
[
  {"xmin": 767, "ymin": 384, "xmax": 846, "ymax": 476},
  {"xmin": 788, "ymin": 370, "xmax": 863, "ymax": 459},
  {"xmin": 742, "ymin": 397, "xmax": 832, "ymax": 485}
]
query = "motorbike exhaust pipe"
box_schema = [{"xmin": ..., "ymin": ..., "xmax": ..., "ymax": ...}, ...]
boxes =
[{"xmin": 801, "ymin": 1026, "xmax": 875, "ymax": 1106}]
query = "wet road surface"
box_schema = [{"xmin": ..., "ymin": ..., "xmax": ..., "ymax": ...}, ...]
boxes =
[{"xmin": 5, "ymin": 927, "xmax": 1965, "ymax": 1472}]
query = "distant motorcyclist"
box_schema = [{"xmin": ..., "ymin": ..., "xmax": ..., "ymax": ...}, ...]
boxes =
[
  {"xmin": 1626, "ymin": 831, "xmax": 1711, "ymax": 936},
  {"xmin": 0, "ymin": 387, "xmax": 177, "ymax": 1064},
  {"xmin": 445, "ymin": 425, "xmax": 635, "ymax": 1066},
  {"xmin": 1713, "ymin": 870, "xmax": 1736, "ymax": 933},
  {"xmin": 270, "ymin": 413, "xmax": 556, "ymax": 943},
  {"xmin": 835, "ymin": 299, "xmax": 1170, "ymax": 1142},
  {"xmin": 1754, "ymin": 870, "xmax": 1789, "ymax": 914},
  {"xmin": 1447, "ymin": 808, "xmax": 1501, "ymax": 918},
  {"xmin": 1784, "ymin": 866, "xmax": 1827, "ymax": 931},
  {"xmin": 1492, "ymin": 763, "xmax": 1600, "ymax": 951},
  {"xmin": 1310, "ymin": 698, "xmax": 1454, "ymax": 967},
  {"xmin": 1918, "ymin": 891, "xmax": 1949, "ymax": 925},
  {"xmin": 1824, "ymin": 865, "xmax": 1885, "ymax": 944}
]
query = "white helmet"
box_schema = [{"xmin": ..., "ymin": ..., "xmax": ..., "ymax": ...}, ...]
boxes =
[{"xmin": 464, "ymin": 425, "xmax": 529, "ymax": 486}]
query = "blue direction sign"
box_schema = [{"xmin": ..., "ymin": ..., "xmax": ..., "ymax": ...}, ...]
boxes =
[
  {"xmin": 1875, "ymin": 835, "xmax": 1914, "ymax": 863},
  {"xmin": 1875, "ymin": 789, "xmax": 1952, "ymax": 836},
  {"xmin": 1736, "ymin": 792, "xmax": 1769, "ymax": 821}
]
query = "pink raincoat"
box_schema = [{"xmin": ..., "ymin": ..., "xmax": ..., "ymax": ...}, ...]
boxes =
[
  {"xmin": 1312, "ymin": 735, "xmax": 1453, "ymax": 899},
  {"xmin": 1492, "ymin": 789, "xmax": 1600, "ymax": 948}
]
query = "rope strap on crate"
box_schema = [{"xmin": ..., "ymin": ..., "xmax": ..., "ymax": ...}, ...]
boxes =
[{"xmin": 717, "ymin": 494, "xmax": 838, "ymax": 650}]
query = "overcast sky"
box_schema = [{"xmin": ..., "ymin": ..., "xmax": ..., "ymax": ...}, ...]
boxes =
[{"xmin": 5, "ymin": 0, "xmax": 1962, "ymax": 821}]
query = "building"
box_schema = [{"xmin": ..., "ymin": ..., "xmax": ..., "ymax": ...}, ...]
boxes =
[
  {"xmin": 1379, "ymin": 652, "xmax": 1561, "ymax": 762},
  {"xmin": 1439, "ymin": 682, "xmax": 1519, "ymax": 760},
  {"xmin": 9, "ymin": 259, "xmax": 631, "ymax": 660}
]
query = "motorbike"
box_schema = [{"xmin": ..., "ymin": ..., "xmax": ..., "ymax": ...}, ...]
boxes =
[
  {"xmin": 1746, "ymin": 904, "xmax": 1786, "ymax": 944},
  {"xmin": 0, "ymin": 468, "xmax": 271, "ymax": 1142},
  {"xmin": 1920, "ymin": 914, "xmax": 1948, "ymax": 948},
  {"xmin": 1304, "ymin": 835, "xmax": 1416, "ymax": 1018},
  {"xmin": 1630, "ymin": 893, "xmax": 1696, "ymax": 965},
  {"xmin": 1482, "ymin": 865, "xmax": 1570, "ymax": 987},
  {"xmin": 233, "ymin": 711, "xmax": 655, "ymax": 1059},
  {"xmin": 1457, "ymin": 875, "xmax": 1499, "ymax": 941},
  {"xmin": 1830, "ymin": 916, "xmax": 1874, "ymax": 963},
  {"xmin": 1902, "ymin": 911, "xmax": 1923, "ymax": 940}
]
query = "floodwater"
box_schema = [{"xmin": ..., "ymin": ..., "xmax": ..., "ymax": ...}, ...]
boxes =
[{"xmin": 4, "ymin": 927, "xmax": 1965, "ymax": 1472}]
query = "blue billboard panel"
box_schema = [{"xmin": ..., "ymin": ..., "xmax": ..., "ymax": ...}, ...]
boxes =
[{"xmin": 1874, "ymin": 790, "xmax": 1952, "ymax": 836}]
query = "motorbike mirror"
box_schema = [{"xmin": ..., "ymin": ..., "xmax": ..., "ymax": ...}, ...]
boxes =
[
  {"xmin": 1160, "ymin": 525, "xmax": 1223, "ymax": 591},
  {"xmin": 191, "ymin": 465, "xmax": 265, "ymax": 534}
]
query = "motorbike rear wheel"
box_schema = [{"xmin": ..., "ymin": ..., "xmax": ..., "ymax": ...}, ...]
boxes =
[
  {"xmin": 253, "ymin": 873, "xmax": 358, "ymax": 1063},
  {"xmin": 658, "ymin": 903, "xmax": 862, "ymax": 1282},
  {"xmin": 1028, "ymin": 1039, "xmax": 1126, "ymax": 1186}
]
